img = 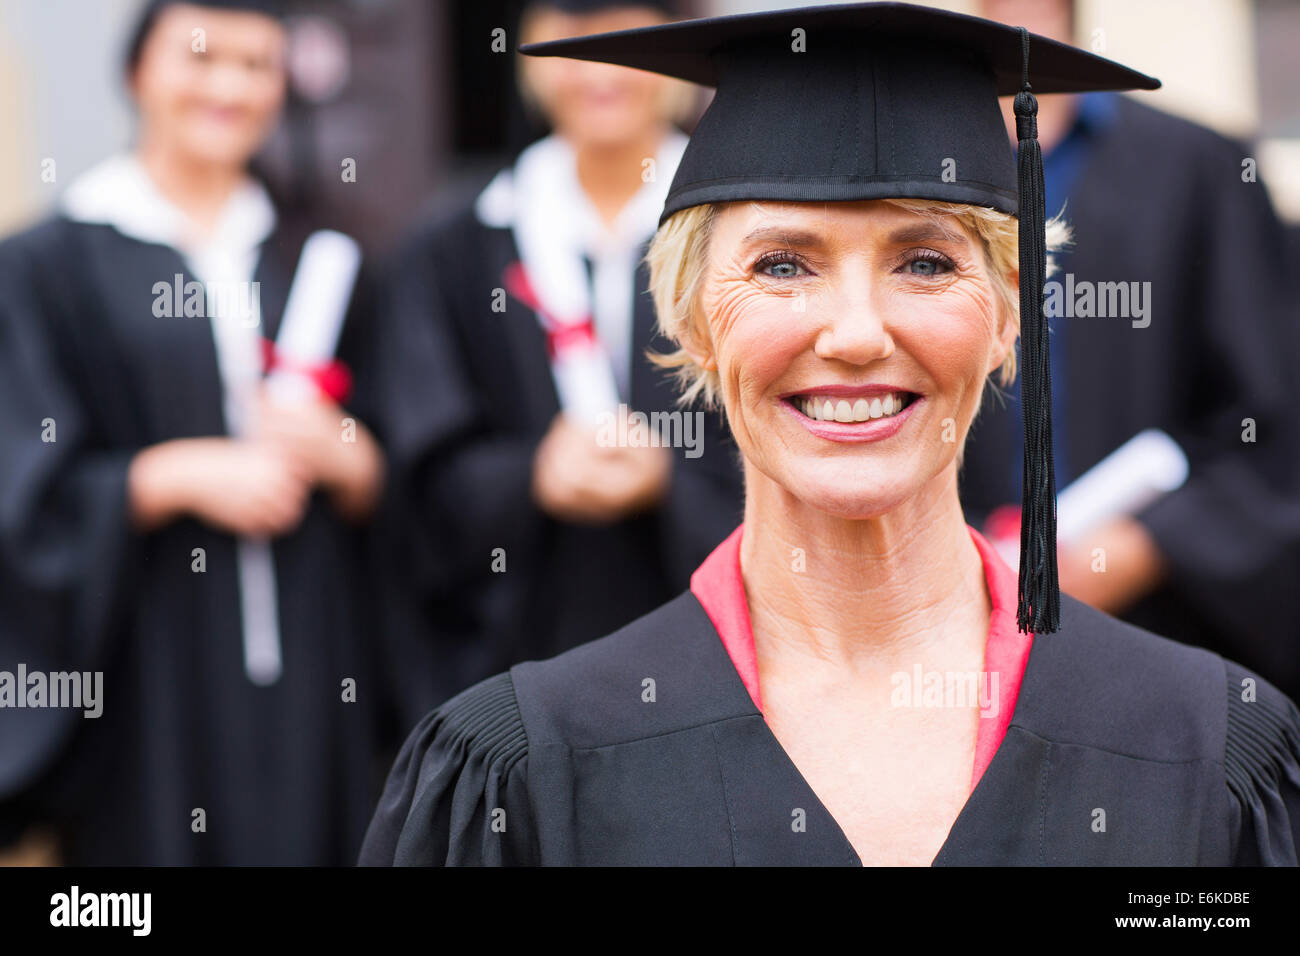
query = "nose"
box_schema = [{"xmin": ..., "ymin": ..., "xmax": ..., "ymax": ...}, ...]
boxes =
[
  {"xmin": 812, "ymin": 278, "xmax": 895, "ymax": 367},
  {"xmin": 569, "ymin": 58, "xmax": 627, "ymax": 91},
  {"xmin": 204, "ymin": 57, "xmax": 268, "ymax": 107}
]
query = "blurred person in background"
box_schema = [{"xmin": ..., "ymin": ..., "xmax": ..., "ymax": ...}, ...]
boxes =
[
  {"xmin": 377, "ymin": 0, "xmax": 744, "ymax": 710},
  {"xmin": 963, "ymin": 0, "xmax": 1300, "ymax": 699},
  {"xmin": 0, "ymin": 0, "xmax": 389, "ymax": 864}
]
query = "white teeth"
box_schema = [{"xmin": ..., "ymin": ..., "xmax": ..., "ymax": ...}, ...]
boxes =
[{"xmin": 797, "ymin": 391, "xmax": 912, "ymax": 423}]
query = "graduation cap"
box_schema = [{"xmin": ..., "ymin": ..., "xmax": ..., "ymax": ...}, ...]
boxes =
[
  {"xmin": 533, "ymin": 0, "xmax": 678, "ymax": 12},
  {"xmin": 521, "ymin": 1, "xmax": 1160, "ymax": 634},
  {"xmin": 125, "ymin": 0, "xmax": 286, "ymax": 73}
]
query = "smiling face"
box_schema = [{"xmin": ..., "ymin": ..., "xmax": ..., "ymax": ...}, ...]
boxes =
[
  {"xmin": 129, "ymin": 3, "xmax": 286, "ymax": 170},
  {"xmin": 695, "ymin": 200, "xmax": 1018, "ymax": 521},
  {"xmin": 519, "ymin": 5, "xmax": 684, "ymax": 149}
]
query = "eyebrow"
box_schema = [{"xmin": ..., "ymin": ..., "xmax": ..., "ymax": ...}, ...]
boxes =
[
  {"xmin": 740, "ymin": 227, "xmax": 824, "ymax": 247},
  {"xmin": 886, "ymin": 222, "xmax": 968, "ymax": 244},
  {"xmin": 739, "ymin": 222, "xmax": 969, "ymax": 247}
]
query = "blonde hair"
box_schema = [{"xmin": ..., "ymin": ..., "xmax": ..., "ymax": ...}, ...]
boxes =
[{"xmin": 645, "ymin": 199, "xmax": 1070, "ymax": 409}]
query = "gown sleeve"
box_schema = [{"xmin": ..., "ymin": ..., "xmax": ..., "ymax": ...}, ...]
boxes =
[
  {"xmin": 0, "ymin": 226, "xmax": 140, "ymax": 666},
  {"xmin": 358, "ymin": 672, "xmax": 534, "ymax": 866},
  {"xmin": 374, "ymin": 218, "xmax": 542, "ymax": 600},
  {"xmin": 1224, "ymin": 661, "xmax": 1300, "ymax": 865},
  {"xmin": 0, "ymin": 226, "xmax": 140, "ymax": 804}
]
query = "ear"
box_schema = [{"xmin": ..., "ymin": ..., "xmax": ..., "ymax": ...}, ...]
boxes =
[
  {"xmin": 988, "ymin": 269, "xmax": 1020, "ymax": 377},
  {"xmin": 678, "ymin": 307, "xmax": 718, "ymax": 372},
  {"xmin": 683, "ymin": 337, "xmax": 718, "ymax": 373}
]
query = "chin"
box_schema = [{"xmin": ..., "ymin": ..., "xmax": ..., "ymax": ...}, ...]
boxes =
[
  {"xmin": 782, "ymin": 467, "xmax": 918, "ymax": 522},
  {"xmin": 183, "ymin": 138, "xmax": 259, "ymax": 170},
  {"xmin": 568, "ymin": 118, "xmax": 642, "ymax": 148}
]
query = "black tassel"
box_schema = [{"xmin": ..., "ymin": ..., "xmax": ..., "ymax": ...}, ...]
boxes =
[{"xmin": 1013, "ymin": 27, "xmax": 1059, "ymax": 634}]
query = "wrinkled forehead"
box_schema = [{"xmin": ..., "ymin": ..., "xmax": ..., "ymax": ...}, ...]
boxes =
[{"xmin": 709, "ymin": 199, "xmax": 983, "ymax": 247}]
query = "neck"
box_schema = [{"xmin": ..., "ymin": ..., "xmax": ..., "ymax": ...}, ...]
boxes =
[
  {"xmin": 740, "ymin": 466, "xmax": 991, "ymax": 675},
  {"xmin": 136, "ymin": 135, "xmax": 248, "ymax": 237},
  {"xmin": 571, "ymin": 127, "xmax": 668, "ymax": 228}
]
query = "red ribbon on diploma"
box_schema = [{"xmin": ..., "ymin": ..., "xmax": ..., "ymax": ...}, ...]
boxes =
[
  {"xmin": 260, "ymin": 338, "xmax": 353, "ymax": 403},
  {"xmin": 502, "ymin": 261, "xmax": 598, "ymax": 359}
]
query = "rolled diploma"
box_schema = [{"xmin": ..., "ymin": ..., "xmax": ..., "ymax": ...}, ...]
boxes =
[
  {"xmin": 1056, "ymin": 428, "xmax": 1189, "ymax": 545},
  {"xmin": 508, "ymin": 181, "xmax": 620, "ymax": 428},
  {"xmin": 992, "ymin": 428, "xmax": 1190, "ymax": 572},
  {"xmin": 240, "ymin": 229, "xmax": 362, "ymax": 685},
  {"xmin": 265, "ymin": 229, "xmax": 362, "ymax": 401},
  {"xmin": 552, "ymin": 340, "xmax": 622, "ymax": 428}
]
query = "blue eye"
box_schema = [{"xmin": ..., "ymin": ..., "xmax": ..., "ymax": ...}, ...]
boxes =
[
  {"xmin": 755, "ymin": 253, "xmax": 809, "ymax": 278},
  {"xmin": 903, "ymin": 252, "xmax": 954, "ymax": 276}
]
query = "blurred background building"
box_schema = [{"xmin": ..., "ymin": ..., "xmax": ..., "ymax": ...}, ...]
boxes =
[{"xmin": 0, "ymin": 0, "xmax": 1295, "ymax": 253}]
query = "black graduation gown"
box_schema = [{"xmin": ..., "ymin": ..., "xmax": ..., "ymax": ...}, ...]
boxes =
[
  {"xmin": 360, "ymin": 591, "xmax": 1300, "ymax": 866},
  {"xmin": 959, "ymin": 98, "xmax": 1300, "ymax": 699},
  {"xmin": 0, "ymin": 215, "xmax": 386, "ymax": 864},
  {"xmin": 377, "ymin": 200, "xmax": 744, "ymax": 709}
]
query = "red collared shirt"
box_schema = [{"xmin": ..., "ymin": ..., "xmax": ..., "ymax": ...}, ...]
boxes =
[{"xmin": 690, "ymin": 524, "xmax": 1033, "ymax": 793}]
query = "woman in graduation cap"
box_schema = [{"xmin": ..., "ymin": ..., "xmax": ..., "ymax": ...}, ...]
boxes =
[
  {"xmin": 361, "ymin": 2, "xmax": 1300, "ymax": 866},
  {"xmin": 0, "ymin": 0, "xmax": 389, "ymax": 864},
  {"xmin": 376, "ymin": 0, "xmax": 744, "ymax": 709}
]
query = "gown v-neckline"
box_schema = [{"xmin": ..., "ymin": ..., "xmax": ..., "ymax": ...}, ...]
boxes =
[
  {"xmin": 762, "ymin": 673, "xmax": 1036, "ymax": 865},
  {"xmin": 688, "ymin": 523, "xmax": 1036, "ymax": 866},
  {"xmin": 692, "ymin": 604, "xmax": 1046, "ymax": 866}
]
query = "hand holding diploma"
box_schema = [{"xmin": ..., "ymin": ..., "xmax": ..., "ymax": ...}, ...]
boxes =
[
  {"xmin": 135, "ymin": 229, "xmax": 377, "ymax": 687},
  {"xmin": 254, "ymin": 390, "xmax": 383, "ymax": 523},
  {"xmin": 532, "ymin": 408, "xmax": 671, "ymax": 525},
  {"xmin": 246, "ymin": 229, "xmax": 383, "ymax": 522},
  {"xmin": 1055, "ymin": 516, "xmax": 1167, "ymax": 614},
  {"xmin": 127, "ymin": 436, "xmax": 312, "ymax": 537},
  {"xmin": 988, "ymin": 429, "xmax": 1188, "ymax": 614}
]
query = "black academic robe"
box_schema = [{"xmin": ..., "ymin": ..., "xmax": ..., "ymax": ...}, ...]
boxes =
[
  {"xmin": 960, "ymin": 98, "xmax": 1300, "ymax": 700},
  {"xmin": 360, "ymin": 591, "xmax": 1300, "ymax": 866},
  {"xmin": 377, "ymin": 201, "xmax": 744, "ymax": 709},
  {"xmin": 0, "ymin": 215, "xmax": 388, "ymax": 864}
]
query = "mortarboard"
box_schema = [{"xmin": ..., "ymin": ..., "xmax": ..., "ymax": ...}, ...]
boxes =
[
  {"xmin": 521, "ymin": 1, "xmax": 1161, "ymax": 634},
  {"xmin": 125, "ymin": 0, "xmax": 286, "ymax": 74},
  {"xmin": 532, "ymin": 0, "xmax": 679, "ymax": 13}
]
